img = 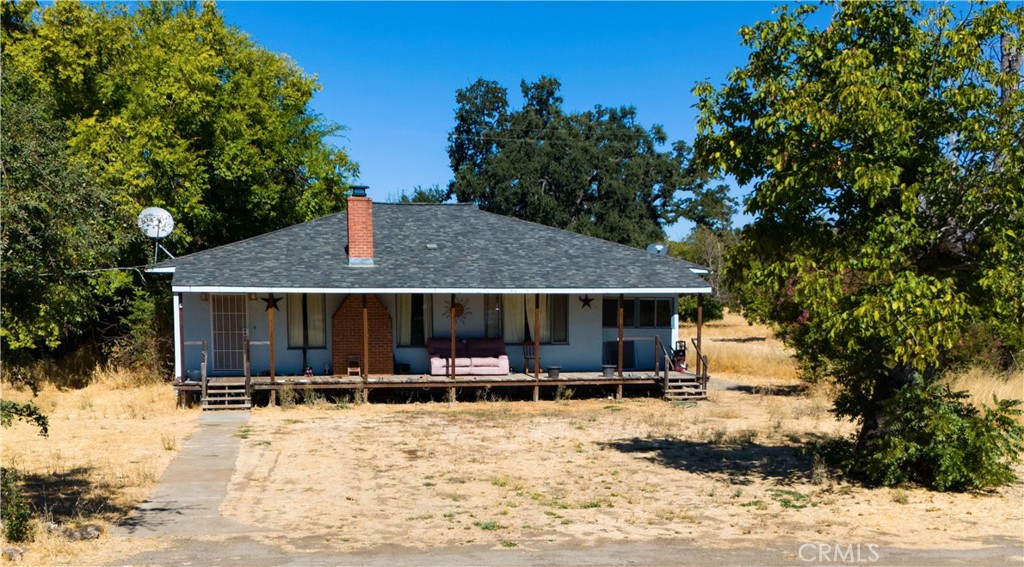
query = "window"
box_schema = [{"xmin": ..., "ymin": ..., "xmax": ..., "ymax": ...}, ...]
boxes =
[
  {"xmin": 603, "ymin": 297, "xmax": 673, "ymax": 328},
  {"xmin": 503, "ymin": 294, "xmax": 568, "ymax": 344},
  {"xmin": 484, "ymin": 295, "xmax": 502, "ymax": 338},
  {"xmin": 287, "ymin": 294, "xmax": 326, "ymax": 348},
  {"xmin": 654, "ymin": 298, "xmax": 673, "ymax": 327},
  {"xmin": 638, "ymin": 299, "xmax": 657, "ymax": 327},
  {"xmin": 397, "ymin": 294, "xmax": 433, "ymax": 346},
  {"xmin": 602, "ymin": 297, "xmax": 636, "ymax": 327},
  {"xmin": 550, "ymin": 294, "xmax": 568, "ymax": 343}
]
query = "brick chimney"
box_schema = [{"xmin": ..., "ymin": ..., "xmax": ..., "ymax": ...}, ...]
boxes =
[{"xmin": 347, "ymin": 186, "xmax": 374, "ymax": 267}]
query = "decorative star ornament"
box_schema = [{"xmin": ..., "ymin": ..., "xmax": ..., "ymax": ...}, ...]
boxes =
[
  {"xmin": 578, "ymin": 295, "xmax": 594, "ymax": 309},
  {"xmin": 262, "ymin": 293, "xmax": 282, "ymax": 311}
]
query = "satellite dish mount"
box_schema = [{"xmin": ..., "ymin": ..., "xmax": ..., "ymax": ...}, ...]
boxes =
[
  {"xmin": 137, "ymin": 207, "xmax": 176, "ymax": 265},
  {"xmin": 646, "ymin": 243, "xmax": 668, "ymax": 256}
]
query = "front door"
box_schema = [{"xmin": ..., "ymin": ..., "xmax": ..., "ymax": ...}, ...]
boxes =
[{"xmin": 211, "ymin": 294, "xmax": 247, "ymax": 372}]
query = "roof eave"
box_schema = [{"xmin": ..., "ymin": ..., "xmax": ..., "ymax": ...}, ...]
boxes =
[{"xmin": 171, "ymin": 285, "xmax": 713, "ymax": 295}]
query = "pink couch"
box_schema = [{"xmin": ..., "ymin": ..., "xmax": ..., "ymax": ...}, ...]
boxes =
[{"xmin": 427, "ymin": 338, "xmax": 510, "ymax": 376}]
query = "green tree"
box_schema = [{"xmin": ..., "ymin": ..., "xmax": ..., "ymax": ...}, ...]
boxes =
[
  {"xmin": 695, "ymin": 2, "xmax": 1024, "ymax": 489},
  {"xmin": 448, "ymin": 76, "xmax": 734, "ymax": 247},
  {"xmin": 671, "ymin": 226, "xmax": 739, "ymax": 322},
  {"xmin": 397, "ymin": 184, "xmax": 448, "ymax": 204},
  {"xmin": 1, "ymin": 0, "xmax": 357, "ymax": 365},
  {"xmin": 0, "ymin": 31, "xmax": 120, "ymax": 356}
]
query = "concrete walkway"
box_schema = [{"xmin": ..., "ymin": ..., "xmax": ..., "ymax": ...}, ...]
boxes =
[{"xmin": 117, "ymin": 410, "xmax": 252, "ymax": 536}]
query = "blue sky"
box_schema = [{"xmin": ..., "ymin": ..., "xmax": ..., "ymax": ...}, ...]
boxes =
[{"xmin": 217, "ymin": 2, "xmax": 784, "ymax": 240}]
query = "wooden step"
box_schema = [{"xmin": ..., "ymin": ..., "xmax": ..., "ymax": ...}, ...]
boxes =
[
  {"xmin": 203, "ymin": 395, "xmax": 249, "ymax": 402},
  {"xmin": 202, "ymin": 402, "xmax": 252, "ymax": 410},
  {"xmin": 663, "ymin": 373, "xmax": 707, "ymax": 401},
  {"xmin": 201, "ymin": 384, "xmax": 252, "ymax": 410}
]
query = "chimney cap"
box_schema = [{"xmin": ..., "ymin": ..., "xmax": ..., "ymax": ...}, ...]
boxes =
[{"xmin": 350, "ymin": 185, "xmax": 369, "ymax": 198}]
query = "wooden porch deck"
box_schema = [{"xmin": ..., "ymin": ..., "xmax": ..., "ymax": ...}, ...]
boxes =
[
  {"xmin": 176, "ymin": 370, "xmax": 680, "ymax": 391},
  {"xmin": 173, "ymin": 370, "xmax": 710, "ymax": 407}
]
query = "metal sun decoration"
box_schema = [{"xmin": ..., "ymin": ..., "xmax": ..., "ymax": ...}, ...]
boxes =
[{"xmin": 443, "ymin": 296, "xmax": 471, "ymax": 324}]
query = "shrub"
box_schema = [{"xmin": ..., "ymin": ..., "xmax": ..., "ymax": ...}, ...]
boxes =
[
  {"xmin": 852, "ymin": 380, "xmax": 1024, "ymax": 491},
  {"xmin": 678, "ymin": 295, "xmax": 724, "ymax": 323},
  {"xmin": 1, "ymin": 466, "xmax": 34, "ymax": 542},
  {"xmin": 277, "ymin": 385, "xmax": 296, "ymax": 408}
]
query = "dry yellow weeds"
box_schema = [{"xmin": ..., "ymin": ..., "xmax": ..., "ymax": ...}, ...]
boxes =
[{"xmin": 1, "ymin": 381, "xmax": 198, "ymax": 564}]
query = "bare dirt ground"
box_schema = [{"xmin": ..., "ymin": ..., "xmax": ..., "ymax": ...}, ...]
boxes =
[
  {"xmin": 214, "ymin": 391, "xmax": 1022, "ymax": 557},
  {"xmin": 3, "ymin": 313, "xmax": 1022, "ymax": 565}
]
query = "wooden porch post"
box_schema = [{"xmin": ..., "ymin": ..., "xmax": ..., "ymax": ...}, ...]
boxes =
[
  {"xmin": 265, "ymin": 294, "xmax": 278, "ymax": 406},
  {"xmin": 449, "ymin": 293, "xmax": 456, "ymax": 402},
  {"xmin": 362, "ymin": 294, "xmax": 370, "ymax": 403},
  {"xmin": 696, "ymin": 293, "xmax": 704, "ymax": 376},
  {"xmin": 268, "ymin": 299, "xmax": 276, "ymax": 382},
  {"xmin": 244, "ymin": 336, "xmax": 251, "ymax": 402},
  {"xmin": 175, "ymin": 293, "xmax": 184, "ymax": 382},
  {"xmin": 617, "ymin": 294, "xmax": 624, "ymax": 378},
  {"xmin": 362, "ymin": 294, "xmax": 370, "ymax": 378},
  {"xmin": 533, "ymin": 294, "xmax": 541, "ymax": 402},
  {"xmin": 617, "ymin": 294, "xmax": 624, "ymax": 398}
]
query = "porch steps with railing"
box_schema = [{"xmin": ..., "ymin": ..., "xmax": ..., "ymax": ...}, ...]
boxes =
[
  {"xmin": 655, "ymin": 336, "xmax": 709, "ymax": 401},
  {"xmin": 202, "ymin": 379, "xmax": 251, "ymax": 410}
]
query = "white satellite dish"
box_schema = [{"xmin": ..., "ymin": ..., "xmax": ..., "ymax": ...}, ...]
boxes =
[
  {"xmin": 646, "ymin": 243, "xmax": 668, "ymax": 256},
  {"xmin": 137, "ymin": 207, "xmax": 176, "ymax": 264},
  {"xmin": 137, "ymin": 207, "xmax": 175, "ymax": 240}
]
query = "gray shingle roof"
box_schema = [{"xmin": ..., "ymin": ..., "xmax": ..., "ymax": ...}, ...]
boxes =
[{"xmin": 162, "ymin": 203, "xmax": 711, "ymax": 293}]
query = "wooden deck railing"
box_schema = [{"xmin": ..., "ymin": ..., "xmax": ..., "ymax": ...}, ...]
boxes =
[{"xmin": 183, "ymin": 339, "xmax": 209, "ymax": 401}]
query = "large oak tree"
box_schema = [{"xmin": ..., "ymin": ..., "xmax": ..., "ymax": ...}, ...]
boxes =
[{"xmin": 448, "ymin": 76, "xmax": 733, "ymax": 247}]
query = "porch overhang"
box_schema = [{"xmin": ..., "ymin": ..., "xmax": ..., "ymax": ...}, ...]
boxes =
[{"xmin": 170, "ymin": 286, "xmax": 713, "ymax": 294}]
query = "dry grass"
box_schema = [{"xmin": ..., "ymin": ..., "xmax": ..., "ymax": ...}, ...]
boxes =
[
  {"xmin": 0, "ymin": 377, "xmax": 198, "ymax": 563},
  {"xmin": 2, "ymin": 319, "xmax": 1022, "ymax": 564},
  {"xmin": 680, "ymin": 311, "xmax": 800, "ymax": 384},
  {"xmin": 945, "ymin": 366, "xmax": 1024, "ymax": 406},
  {"xmin": 220, "ymin": 395, "xmax": 1023, "ymax": 554},
  {"xmin": 90, "ymin": 363, "xmax": 163, "ymax": 389}
]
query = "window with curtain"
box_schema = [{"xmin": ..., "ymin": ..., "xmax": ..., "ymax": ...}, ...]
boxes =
[
  {"xmin": 484, "ymin": 295, "xmax": 502, "ymax": 338},
  {"xmin": 287, "ymin": 294, "xmax": 326, "ymax": 348},
  {"xmin": 397, "ymin": 294, "xmax": 432, "ymax": 346},
  {"xmin": 503, "ymin": 294, "xmax": 568, "ymax": 344}
]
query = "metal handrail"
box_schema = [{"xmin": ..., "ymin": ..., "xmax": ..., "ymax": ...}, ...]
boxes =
[
  {"xmin": 690, "ymin": 337, "xmax": 709, "ymax": 387},
  {"xmin": 654, "ymin": 335, "xmax": 674, "ymax": 390}
]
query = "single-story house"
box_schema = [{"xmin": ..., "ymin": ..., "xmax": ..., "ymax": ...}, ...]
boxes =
[{"xmin": 152, "ymin": 188, "xmax": 711, "ymax": 407}]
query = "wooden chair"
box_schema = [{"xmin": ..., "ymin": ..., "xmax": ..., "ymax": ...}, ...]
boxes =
[
  {"xmin": 522, "ymin": 343, "xmax": 538, "ymax": 374},
  {"xmin": 346, "ymin": 355, "xmax": 361, "ymax": 377}
]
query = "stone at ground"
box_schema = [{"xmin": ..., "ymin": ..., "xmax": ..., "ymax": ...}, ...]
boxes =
[{"xmin": 1, "ymin": 546, "xmax": 25, "ymax": 562}]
